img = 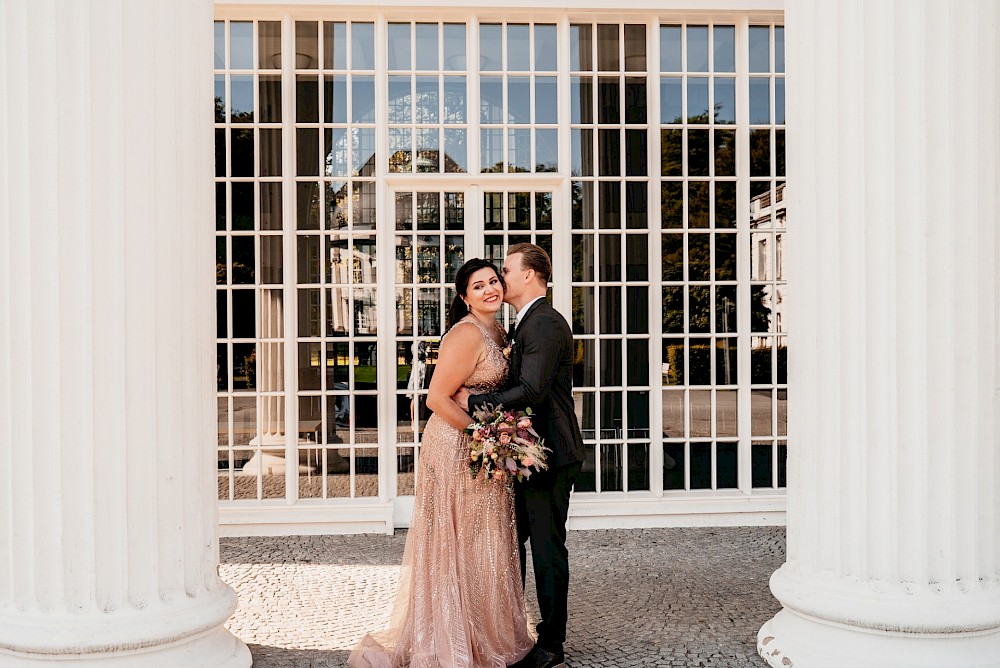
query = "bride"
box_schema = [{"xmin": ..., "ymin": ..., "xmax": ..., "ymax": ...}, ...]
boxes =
[{"xmin": 348, "ymin": 258, "xmax": 534, "ymax": 668}]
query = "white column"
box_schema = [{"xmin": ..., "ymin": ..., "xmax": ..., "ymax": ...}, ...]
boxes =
[
  {"xmin": 758, "ymin": 2, "xmax": 1000, "ymax": 667},
  {"xmin": 0, "ymin": 1, "xmax": 250, "ymax": 665}
]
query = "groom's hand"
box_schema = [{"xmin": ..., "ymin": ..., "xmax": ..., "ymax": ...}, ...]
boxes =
[{"xmin": 453, "ymin": 386, "xmax": 470, "ymax": 411}]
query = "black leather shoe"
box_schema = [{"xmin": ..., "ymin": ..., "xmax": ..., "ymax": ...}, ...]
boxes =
[{"xmin": 509, "ymin": 646, "xmax": 566, "ymax": 668}]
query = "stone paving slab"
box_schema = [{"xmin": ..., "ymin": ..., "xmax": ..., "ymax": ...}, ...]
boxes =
[{"xmin": 220, "ymin": 527, "xmax": 785, "ymax": 668}]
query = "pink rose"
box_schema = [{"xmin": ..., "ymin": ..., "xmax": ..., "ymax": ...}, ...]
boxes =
[
  {"xmin": 521, "ymin": 456, "xmax": 534, "ymax": 467},
  {"xmin": 472, "ymin": 429, "xmax": 483, "ymax": 441},
  {"xmin": 517, "ymin": 417, "xmax": 531, "ymax": 429},
  {"xmin": 498, "ymin": 432, "xmax": 511, "ymax": 445}
]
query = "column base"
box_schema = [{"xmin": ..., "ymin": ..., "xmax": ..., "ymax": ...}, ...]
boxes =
[
  {"xmin": 759, "ymin": 608, "xmax": 1000, "ymax": 668},
  {"xmin": 0, "ymin": 585, "xmax": 250, "ymax": 666},
  {"xmin": 0, "ymin": 626, "xmax": 250, "ymax": 667}
]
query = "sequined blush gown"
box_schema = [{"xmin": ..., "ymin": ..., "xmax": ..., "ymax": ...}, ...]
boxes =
[{"xmin": 348, "ymin": 319, "xmax": 534, "ymax": 668}]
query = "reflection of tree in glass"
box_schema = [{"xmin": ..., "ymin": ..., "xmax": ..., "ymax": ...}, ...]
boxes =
[
  {"xmin": 216, "ymin": 97, "xmax": 256, "ymax": 178},
  {"xmin": 660, "ymin": 108, "xmax": 736, "ymax": 226},
  {"xmin": 572, "ymin": 287, "xmax": 585, "ymax": 334}
]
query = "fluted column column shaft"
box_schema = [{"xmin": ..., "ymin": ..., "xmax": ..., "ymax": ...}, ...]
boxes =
[
  {"xmin": 759, "ymin": 1, "xmax": 1000, "ymax": 667},
  {"xmin": 0, "ymin": 1, "xmax": 249, "ymax": 664}
]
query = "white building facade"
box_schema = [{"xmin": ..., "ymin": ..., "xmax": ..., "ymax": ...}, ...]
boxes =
[{"xmin": 2, "ymin": 0, "xmax": 998, "ymax": 666}]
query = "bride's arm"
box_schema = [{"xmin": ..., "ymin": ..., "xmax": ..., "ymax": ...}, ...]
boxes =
[{"xmin": 425, "ymin": 324, "xmax": 484, "ymax": 431}]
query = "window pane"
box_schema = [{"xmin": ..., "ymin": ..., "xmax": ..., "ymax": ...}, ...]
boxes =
[
  {"xmin": 686, "ymin": 26, "xmax": 708, "ymax": 72},
  {"xmin": 508, "ymin": 24, "xmax": 530, "ymax": 71},
  {"xmin": 443, "ymin": 24, "xmax": 467, "ymax": 71},
  {"xmin": 597, "ymin": 24, "xmax": 619, "ymax": 71},
  {"xmin": 415, "ymin": 23, "xmax": 439, "ymax": 71},
  {"xmin": 713, "ymin": 26, "xmax": 735, "ymax": 72},
  {"xmin": 480, "ymin": 24, "xmax": 502, "ymax": 71},
  {"xmin": 388, "ymin": 23, "xmax": 411, "ymax": 70},
  {"xmin": 749, "ymin": 26, "xmax": 770, "ymax": 72},
  {"xmin": 535, "ymin": 24, "xmax": 558, "ymax": 71},
  {"xmin": 660, "ymin": 25, "xmax": 681, "ymax": 72},
  {"xmin": 571, "ymin": 24, "xmax": 593, "ymax": 71}
]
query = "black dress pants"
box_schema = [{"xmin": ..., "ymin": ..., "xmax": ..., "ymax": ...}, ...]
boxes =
[{"xmin": 516, "ymin": 461, "xmax": 583, "ymax": 654}]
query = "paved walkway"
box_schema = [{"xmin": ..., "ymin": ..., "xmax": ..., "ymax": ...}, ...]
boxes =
[{"xmin": 220, "ymin": 527, "xmax": 785, "ymax": 668}]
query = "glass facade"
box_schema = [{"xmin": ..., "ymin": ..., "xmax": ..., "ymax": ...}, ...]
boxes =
[{"xmin": 214, "ymin": 13, "xmax": 787, "ymax": 525}]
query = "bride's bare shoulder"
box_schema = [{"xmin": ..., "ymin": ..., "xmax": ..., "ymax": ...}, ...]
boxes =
[{"xmin": 440, "ymin": 320, "xmax": 485, "ymax": 352}]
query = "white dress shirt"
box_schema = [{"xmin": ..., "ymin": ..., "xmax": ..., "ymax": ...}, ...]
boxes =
[{"xmin": 513, "ymin": 296, "xmax": 545, "ymax": 330}]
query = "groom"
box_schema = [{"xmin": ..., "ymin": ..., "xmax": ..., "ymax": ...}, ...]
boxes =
[{"xmin": 459, "ymin": 243, "xmax": 585, "ymax": 668}]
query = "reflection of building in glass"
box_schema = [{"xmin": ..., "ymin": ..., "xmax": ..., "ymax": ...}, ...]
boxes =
[{"xmin": 750, "ymin": 182, "xmax": 786, "ymax": 347}]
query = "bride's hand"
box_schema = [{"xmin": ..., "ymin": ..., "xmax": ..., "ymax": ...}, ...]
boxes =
[{"xmin": 453, "ymin": 386, "xmax": 471, "ymax": 411}]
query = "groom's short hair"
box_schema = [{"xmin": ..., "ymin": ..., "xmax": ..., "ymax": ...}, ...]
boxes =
[{"xmin": 507, "ymin": 242, "xmax": 551, "ymax": 285}]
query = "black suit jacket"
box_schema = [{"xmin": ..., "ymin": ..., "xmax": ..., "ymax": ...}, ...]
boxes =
[{"xmin": 469, "ymin": 300, "xmax": 585, "ymax": 471}]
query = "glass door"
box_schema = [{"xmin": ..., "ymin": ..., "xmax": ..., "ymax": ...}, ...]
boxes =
[{"xmin": 389, "ymin": 188, "xmax": 470, "ymax": 513}]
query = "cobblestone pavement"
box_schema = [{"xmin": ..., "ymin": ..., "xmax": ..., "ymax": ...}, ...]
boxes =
[{"xmin": 220, "ymin": 527, "xmax": 785, "ymax": 668}]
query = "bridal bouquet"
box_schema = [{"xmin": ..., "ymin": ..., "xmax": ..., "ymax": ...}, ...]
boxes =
[{"xmin": 466, "ymin": 404, "xmax": 548, "ymax": 483}]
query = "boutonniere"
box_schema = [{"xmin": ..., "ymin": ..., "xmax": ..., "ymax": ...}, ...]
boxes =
[{"xmin": 502, "ymin": 340, "xmax": 515, "ymax": 360}]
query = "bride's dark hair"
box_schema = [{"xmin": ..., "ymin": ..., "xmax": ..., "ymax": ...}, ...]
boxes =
[{"xmin": 446, "ymin": 258, "xmax": 505, "ymax": 330}]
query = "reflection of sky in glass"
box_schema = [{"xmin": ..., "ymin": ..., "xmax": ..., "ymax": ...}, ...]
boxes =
[
  {"xmin": 327, "ymin": 22, "xmax": 347, "ymax": 70},
  {"xmin": 229, "ymin": 74, "xmax": 253, "ymax": 121},
  {"xmin": 713, "ymin": 26, "xmax": 735, "ymax": 72},
  {"xmin": 775, "ymin": 78, "xmax": 785, "ymax": 124},
  {"xmin": 387, "ymin": 24, "xmax": 410, "ymax": 70},
  {"xmin": 352, "ymin": 76, "xmax": 375, "ymax": 123},
  {"xmin": 351, "ymin": 23, "xmax": 375, "ymax": 70},
  {"xmin": 443, "ymin": 24, "xmax": 466, "ymax": 71},
  {"xmin": 714, "ymin": 79, "xmax": 735, "ymax": 124},
  {"xmin": 775, "ymin": 27, "xmax": 785, "ymax": 73},
  {"xmin": 535, "ymin": 25, "xmax": 558, "ymax": 71},
  {"xmin": 535, "ymin": 77, "xmax": 558, "ymax": 124},
  {"xmin": 660, "ymin": 26, "xmax": 682, "ymax": 71},
  {"xmin": 749, "ymin": 78, "xmax": 770, "ymax": 124},
  {"xmin": 661, "ymin": 78, "xmax": 682, "ymax": 123},
  {"xmin": 536, "ymin": 129, "xmax": 558, "ymax": 171},
  {"xmin": 687, "ymin": 77, "xmax": 709, "ymax": 120},
  {"xmin": 508, "ymin": 77, "xmax": 530, "ymax": 123},
  {"xmin": 214, "ymin": 23, "xmax": 225, "ymax": 68},
  {"xmin": 508, "ymin": 24, "xmax": 530, "ymax": 71},
  {"xmin": 508, "ymin": 128, "xmax": 531, "ymax": 172},
  {"xmin": 230, "ymin": 22, "xmax": 253, "ymax": 69},
  {"xmin": 686, "ymin": 26, "xmax": 709, "ymax": 72},
  {"xmin": 749, "ymin": 26, "xmax": 770, "ymax": 72},
  {"xmin": 481, "ymin": 128, "xmax": 503, "ymax": 171},
  {"xmin": 326, "ymin": 76, "xmax": 347, "ymax": 123},
  {"xmin": 480, "ymin": 77, "xmax": 503, "ymax": 123},
  {"xmin": 415, "ymin": 24, "xmax": 438, "ymax": 71},
  {"xmin": 480, "ymin": 24, "xmax": 502, "ymax": 71}
]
